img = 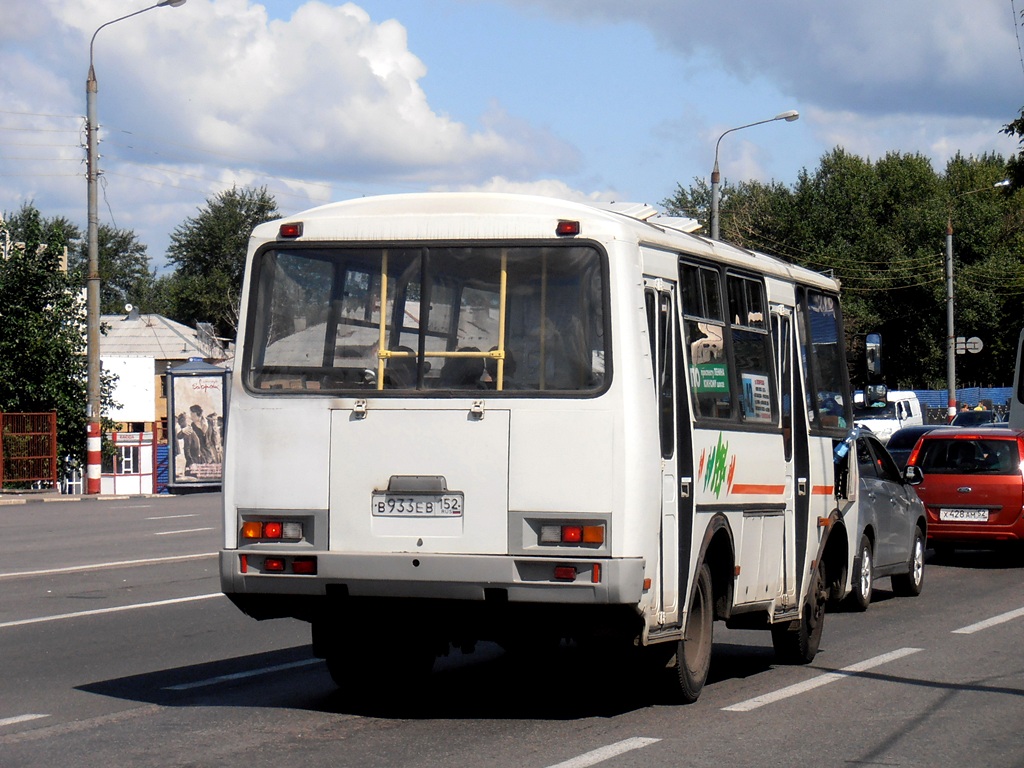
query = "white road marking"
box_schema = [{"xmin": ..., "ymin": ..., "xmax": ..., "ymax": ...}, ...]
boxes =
[
  {"xmin": 153, "ymin": 527, "xmax": 216, "ymax": 536},
  {"xmin": 0, "ymin": 553, "xmax": 216, "ymax": 580},
  {"xmin": 0, "ymin": 593, "xmax": 222, "ymax": 629},
  {"xmin": 545, "ymin": 738, "xmax": 661, "ymax": 768},
  {"xmin": 723, "ymin": 647, "xmax": 923, "ymax": 712},
  {"xmin": 952, "ymin": 606, "xmax": 1024, "ymax": 634},
  {"xmin": 164, "ymin": 659, "xmax": 323, "ymax": 690},
  {"xmin": 0, "ymin": 714, "xmax": 49, "ymax": 728},
  {"xmin": 145, "ymin": 513, "xmax": 198, "ymax": 520}
]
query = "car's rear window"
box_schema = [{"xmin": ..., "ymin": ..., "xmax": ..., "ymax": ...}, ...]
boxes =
[
  {"xmin": 915, "ymin": 438, "xmax": 1020, "ymax": 475},
  {"xmin": 887, "ymin": 429, "xmax": 932, "ymax": 450}
]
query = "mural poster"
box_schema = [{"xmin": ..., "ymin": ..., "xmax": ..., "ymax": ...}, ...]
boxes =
[{"xmin": 170, "ymin": 373, "xmax": 225, "ymax": 485}]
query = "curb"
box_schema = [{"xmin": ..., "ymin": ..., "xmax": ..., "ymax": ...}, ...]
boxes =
[{"xmin": 0, "ymin": 493, "xmax": 177, "ymax": 506}]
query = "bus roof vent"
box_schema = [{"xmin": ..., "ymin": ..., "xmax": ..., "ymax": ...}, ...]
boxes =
[
  {"xmin": 589, "ymin": 202, "xmax": 701, "ymax": 233},
  {"xmin": 590, "ymin": 201, "xmax": 660, "ymax": 221},
  {"xmin": 647, "ymin": 214, "xmax": 702, "ymax": 234}
]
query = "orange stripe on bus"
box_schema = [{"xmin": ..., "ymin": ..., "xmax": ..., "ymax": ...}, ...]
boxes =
[
  {"xmin": 730, "ymin": 484, "xmax": 786, "ymax": 495},
  {"xmin": 812, "ymin": 486, "xmax": 834, "ymax": 495}
]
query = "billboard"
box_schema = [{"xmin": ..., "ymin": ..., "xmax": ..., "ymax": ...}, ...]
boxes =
[{"xmin": 167, "ymin": 361, "xmax": 228, "ymax": 488}]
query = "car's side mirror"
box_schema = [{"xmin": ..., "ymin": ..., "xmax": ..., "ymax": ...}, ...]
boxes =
[{"xmin": 904, "ymin": 465, "xmax": 923, "ymax": 485}]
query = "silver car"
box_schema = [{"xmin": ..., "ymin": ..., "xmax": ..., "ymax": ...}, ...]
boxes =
[{"xmin": 846, "ymin": 433, "xmax": 928, "ymax": 610}]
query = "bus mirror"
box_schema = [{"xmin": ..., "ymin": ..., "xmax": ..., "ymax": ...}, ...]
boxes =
[
  {"xmin": 864, "ymin": 383, "xmax": 887, "ymax": 404},
  {"xmin": 865, "ymin": 332, "xmax": 882, "ymax": 380}
]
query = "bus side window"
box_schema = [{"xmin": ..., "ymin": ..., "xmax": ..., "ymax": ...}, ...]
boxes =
[
  {"xmin": 680, "ymin": 262, "xmax": 731, "ymax": 420},
  {"xmin": 727, "ymin": 274, "xmax": 776, "ymax": 424}
]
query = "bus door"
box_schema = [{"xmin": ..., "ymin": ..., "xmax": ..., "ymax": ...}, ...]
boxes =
[
  {"xmin": 645, "ymin": 279, "xmax": 692, "ymax": 624},
  {"xmin": 772, "ymin": 305, "xmax": 800, "ymax": 606}
]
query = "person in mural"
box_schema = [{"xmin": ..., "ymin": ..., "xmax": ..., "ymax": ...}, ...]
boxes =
[
  {"xmin": 206, "ymin": 412, "xmax": 223, "ymax": 464},
  {"xmin": 177, "ymin": 412, "xmax": 201, "ymax": 474},
  {"xmin": 189, "ymin": 404, "xmax": 213, "ymax": 464}
]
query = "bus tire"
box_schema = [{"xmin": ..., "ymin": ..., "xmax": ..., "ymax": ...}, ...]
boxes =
[
  {"xmin": 672, "ymin": 562, "xmax": 713, "ymax": 704},
  {"xmin": 891, "ymin": 524, "xmax": 925, "ymax": 597},
  {"xmin": 847, "ymin": 533, "xmax": 873, "ymax": 612},
  {"xmin": 772, "ymin": 558, "xmax": 826, "ymax": 664}
]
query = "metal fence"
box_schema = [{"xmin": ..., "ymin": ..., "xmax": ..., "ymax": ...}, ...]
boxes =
[{"xmin": 0, "ymin": 412, "xmax": 58, "ymax": 489}]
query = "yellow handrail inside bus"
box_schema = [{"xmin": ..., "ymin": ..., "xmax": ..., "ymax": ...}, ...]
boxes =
[
  {"xmin": 376, "ymin": 249, "xmax": 388, "ymax": 390},
  {"xmin": 372, "ymin": 247, "xmax": 511, "ymax": 390},
  {"xmin": 497, "ymin": 248, "xmax": 507, "ymax": 390}
]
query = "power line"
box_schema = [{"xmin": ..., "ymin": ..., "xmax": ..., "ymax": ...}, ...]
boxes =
[{"xmin": 1012, "ymin": 0, "xmax": 1024, "ymax": 81}]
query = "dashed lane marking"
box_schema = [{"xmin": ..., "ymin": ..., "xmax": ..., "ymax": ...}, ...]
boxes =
[
  {"xmin": 163, "ymin": 659, "xmax": 323, "ymax": 690},
  {"xmin": 0, "ymin": 594, "xmax": 222, "ymax": 629},
  {"xmin": 952, "ymin": 606, "xmax": 1024, "ymax": 635},
  {"xmin": 723, "ymin": 647, "xmax": 923, "ymax": 712},
  {"xmin": 0, "ymin": 714, "xmax": 49, "ymax": 728},
  {"xmin": 545, "ymin": 738, "xmax": 662, "ymax": 768}
]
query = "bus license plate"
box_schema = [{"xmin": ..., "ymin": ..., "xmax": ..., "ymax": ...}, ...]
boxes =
[
  {"xmin": 939, "ymin": 508, "xmax": 988, "ymax": 522},
  {"xmin": 372, "ymin": 493, "xmax": 464, "ymax": 517}
]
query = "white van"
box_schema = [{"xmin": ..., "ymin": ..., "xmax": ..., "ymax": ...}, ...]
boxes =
[{"xmin": 853, "ymin": 390, "xmax": 924, "ymax": 444}]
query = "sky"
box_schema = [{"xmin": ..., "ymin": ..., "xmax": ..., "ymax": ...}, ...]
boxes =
[{"xmin": 2, "ymin": 0, "xmax": 1023, "ymax": 272}]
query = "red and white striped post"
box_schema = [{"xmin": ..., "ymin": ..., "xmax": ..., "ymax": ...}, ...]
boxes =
[{"xmin": 86, "ymin": 420, "xmax": 102, "ymax": 494}]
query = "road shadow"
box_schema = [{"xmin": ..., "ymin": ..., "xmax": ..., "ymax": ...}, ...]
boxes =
[
  {"xmin": 78, "ymin": 637, "xmax": 779, "ymax": 720},
  {"xmin": 927, "ymin": 545, "xmax": 1024, "ymax": 570}
]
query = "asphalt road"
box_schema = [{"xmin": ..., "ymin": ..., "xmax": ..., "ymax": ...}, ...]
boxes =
[{"xmin": 1, "ymin": 493, "xmax": 1022, "ymax": 768}]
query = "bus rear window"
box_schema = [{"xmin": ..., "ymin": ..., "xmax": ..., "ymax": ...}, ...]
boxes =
[{"xmin": 245, "ymin": 244, "xmax": 608, "ymax": 395}]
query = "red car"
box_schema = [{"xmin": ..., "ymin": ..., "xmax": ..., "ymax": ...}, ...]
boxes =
[{"xmin": 905, "ymin": 427, "xmax": 1024, "ymax": 552}]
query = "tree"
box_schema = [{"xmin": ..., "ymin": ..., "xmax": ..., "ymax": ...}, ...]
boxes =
[
  {"xmin": 165, "ymin": 186, "xmax": 279, "ymax": 337},
  {"xmin": 69, "ymin": 225, "xmax": 156, "ymax": 315},
  {"xmin": 663, "ymin": 150, "xmax": 1022, "ymax": 390},
  {"xmin": 0, "ymin": 204, "xmax": 93, "ymax": 475}
]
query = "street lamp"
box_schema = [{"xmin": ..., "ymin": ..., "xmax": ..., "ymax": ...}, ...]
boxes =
[
  {"xmin": 86, "ymin": 0, "xmax": 186, "ymax": 494},
  {"xmin": 710, "ymin": 110, "xmax": 799, "ymax": 240},
  {"xmin": 944, "ymin": 179, "xmax": 1010, "ymax": 422}
]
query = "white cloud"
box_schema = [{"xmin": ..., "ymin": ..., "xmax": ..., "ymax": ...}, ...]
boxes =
[
  {"xmin": 499, "ymin": 0, "xmax": 1022, "ymax": 119},
  {"xmin": 439, "ymin": 175, "xmax": 619, "ymax": 203},
  {"xmin": 1, "ymin": 0, "xmax": 583, "ymax": 264}
]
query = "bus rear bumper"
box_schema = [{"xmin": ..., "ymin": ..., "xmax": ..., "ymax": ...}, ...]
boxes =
[{"xmin": 220, "ymin": 549, "xmax": 646, "ymax": 617}]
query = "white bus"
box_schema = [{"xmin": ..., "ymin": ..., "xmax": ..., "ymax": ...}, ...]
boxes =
[{"xmin": 220, "ymin": 193, "xmax": 860, "ymax": 703}]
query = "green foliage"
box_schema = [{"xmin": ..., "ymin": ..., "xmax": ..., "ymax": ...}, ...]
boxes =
[
  {"xmin": 68, "ymin": 224, "xmax": 157, "ymax": 314},
  {"xmin": 663, "ymin": 150, "xmax": 1022, "ymax": 389},
  {"xmin": 165, "ymin": 186, "xmax": 278, "ymax": 338},
  {"xmin": 0, "ymin": 204, "xmax": 91, "ymax": 474}
]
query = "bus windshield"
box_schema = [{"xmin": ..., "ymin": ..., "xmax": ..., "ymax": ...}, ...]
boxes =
[{"xmin": 245, "ymin": 244, "xmax": 608, "ymax": 395}]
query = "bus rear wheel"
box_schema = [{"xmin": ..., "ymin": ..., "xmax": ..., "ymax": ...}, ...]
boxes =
[{"xmin": 670, "ymin": 562, "xmax": 713, "ymax": 704}]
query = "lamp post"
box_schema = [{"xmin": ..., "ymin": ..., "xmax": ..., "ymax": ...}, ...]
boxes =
[
  {"xmin": 710, "ymin": 110, "xmax": 799, "ymax": 241},
  {"xmin": 944, "ymin": 179, "xmax": 1010, "ymax": 422},
  {"xmin": 86, "ymin": 0, "xmax": 186, "ymax": 494}
]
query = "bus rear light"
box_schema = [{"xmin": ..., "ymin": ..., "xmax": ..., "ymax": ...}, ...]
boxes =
[
  {"xmin": 555, "ymin": 220, "xmax": 580, "ymax": 236},
  {"xmin": 553, "ymin": 565, "xmax": 577, "ymax": 581},
  {"xmin": 292, "ymin": 557, "xmax": 317, "ymax": 575},
  {"xmin": 591, "ymin": 564, "xmax": 601, "ymax": 583},
  {"xmin": 279, "ymin": 222, "xmax": 303, "ymax": 238},
  {"xmin": 240, "ymin": 520, "xmax": 304, "ymax": 541},
  {"xmin": 539, "ymin": 522, "xmax": 605, "ymax": 546},
  {"xmin": 264, "ymin": 557, "xmax": 286, "ymax": 572},
  {"xmin": 540, "ymin": 525, "xmax": 561, "ymax": 543}
]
